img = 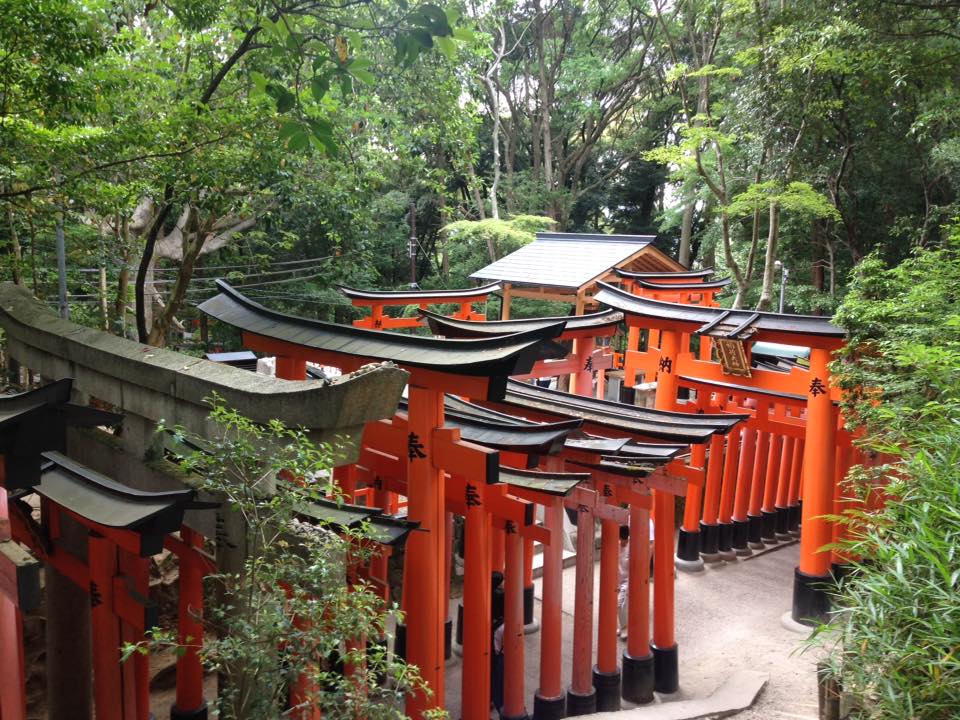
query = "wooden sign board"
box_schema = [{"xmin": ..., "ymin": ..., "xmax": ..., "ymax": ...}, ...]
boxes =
[{"xmin": 714, "ymin": 338, "xmax": 752, "ymax": 377}]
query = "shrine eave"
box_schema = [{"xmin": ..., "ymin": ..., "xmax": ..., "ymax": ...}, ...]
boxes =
[
  {"xmin": 338, "ymin": 282, "xmax": 502, "ymax": 302},
  {"xmin": 615, "ymin": 267, "xmax": 715, "ymax": 280},
  {"xmin": 420, "ymin": 308, "xmax": 623, "ymax": 340},
  {"xmin": 32, "ymin": 452, "xmax": 211, "ymax": 554},
  {"xmin": 632, "ymin": 278, "xmax": 732, "ymax": 291},
  {"xmin": 503, "ymin": 380, "xmax": 746, "ymax": 442},
  {"xmin": 499, "ymin": 466, "xmax": 590, "ymax": 496},
  {"xmin": 594, "ymin": 282, "xmax": 845, "ymax": 346},
  {"xmin": 199, "ymin": 281, "xmax": 566, "ymax": 390}
]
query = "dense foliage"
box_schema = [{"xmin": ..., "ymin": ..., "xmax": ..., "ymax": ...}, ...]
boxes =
[
  {"xmin": 821, "ymin": 222, "xmax": 960, "ymax": 718},
  {"xmin": 3, "ymin": 0, "xmax": 960, "ymax": 339}
]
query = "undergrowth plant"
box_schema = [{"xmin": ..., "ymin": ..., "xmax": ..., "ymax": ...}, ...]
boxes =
[
  {"xmin": 145, "ymin": 396, "xmax": 433, "ymax": 719},
  {"xmin": 817, "ymin": 225, "xmax": 960, "ymax": 718}
]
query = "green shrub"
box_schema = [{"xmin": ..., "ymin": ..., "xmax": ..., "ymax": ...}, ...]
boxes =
[{"xmin": 820, "ymin": 225, "xmax": 960, "ymax": 718}]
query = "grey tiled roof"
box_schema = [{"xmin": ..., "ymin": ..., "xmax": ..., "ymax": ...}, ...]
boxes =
[{"xmin": 471, "ymin": 232, "xmax": 656, "ymax": 289}]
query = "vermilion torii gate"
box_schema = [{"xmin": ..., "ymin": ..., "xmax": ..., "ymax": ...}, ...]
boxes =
[
  {"xmin": 339, "ymin": 282, "xmax": 501, "ymax": 330},
  {"xmin": 421, "ymin": 308, "xmax": 624, "ymax": 399},
  {"xmin": 594, "ymin": 281, "xmax": 848, "ymax": 624},
  {"xmin": 199, "ymin": 280, "xmax": 565, "ymax": 718},
  {"xmin": 0, "ymin": 380, "xmax": 121, "ymax": 720},
  {"xmin": 474, "ymin": 379, "xmax": 745, "ymax": 698}
]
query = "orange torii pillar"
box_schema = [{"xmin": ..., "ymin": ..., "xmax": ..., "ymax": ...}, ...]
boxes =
[
  {"xmin": 730, "ymin": 427, "xmax": 757, "ymax": 555},
  {"xmin": 651, "ymin": 328, "xmax": 680, "ymax": 693},
  {"xmin": 0, "ymin": 464, "xmax": 33, "ymax": 720},
  {"xmin": 745, "ymin": 428, "xmax": 770, "ymax": 550},
  {"xmin": 716, "ymin": 424, "xmax": 742, "ymax": 560},
  {"xmin": 402, "ymin": 385, "xmax": 448, "ymax": 716},
  {"xmin": 523, "ymin": 537, "xmax": 538, "ymax": 632},
  {"xmin": 594, "ymin": 483, "xmax": 622, "ymax": 712},
  {"xmin": 675, "ymin": 439, "xmax": 707, "ymax": 570},
  {"xmin": 461, "ymin": 477, "xmax": 492, "ymax": 720},
  {"xmin": 534, "ymin": 493, "xmax": 566, "ymax": 720},
  {"xmin": 570, "ymin": 336, "xmax": 597, "ymax": 398},
  {"xmin": 697, "ymin": 432, "xmax": 726, "ymax": 561},
  {"xmin": 773, "ymin": 436, "xmax": 796, "ymax": 540},
  {"xmin": 759, "ymin": 432, "xmax": 784, "ymax": 543},
  {"xmin": 792, "ymin": 348, "xmax": 837, "ymax": 624},
  {"xmin": 622, "ymin": 501, "xmax": 654, "ymax": 704},
  {"xmin": 787, "ymin": 439, "xmax": 804, "ymax": 535},
  {"xmin": 502, "ymin": 521, "xmax": 528, "ymax": 720},
  {"xmin": 567, "ymin": 491, "xmax": 597, "ymax": 715},
  {"xmin": 167, "ymin": 528, "xmax": 211, "ymax": 720}
]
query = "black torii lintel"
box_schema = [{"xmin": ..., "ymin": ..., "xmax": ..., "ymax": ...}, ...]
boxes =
[
  {"xmin": 338, "ymin": 282, "xmax": 502, "ymax": 302},
  {"xmin": 28, "ymin": 452, "xmax": 214, "ymax": 556},
  {"xmin": 594, "ymin": 282, "xmax": 845, "ymax": 344},
  {"xmin": 0, "ymin": 379, "xmax": 123, "ymax": 490},
  {"xmin": 419, "ymin": 308, "xmax": 624, "ymax": 339},
  {"xmin": 198, "ymin": 280, "xmax": 568, "ymax": 399},
  {"xmin": 492, "ymin": 379, "xmax": 746, "ymax": 444},
  {"xmin": 614, "ymin": 267, "xmax": 716, "ymax": 281}
]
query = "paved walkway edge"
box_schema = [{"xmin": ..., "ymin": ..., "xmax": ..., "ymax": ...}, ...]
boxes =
[{"xmin": 592, "ymin": 670, "xmax": 769, "ymax": 720}]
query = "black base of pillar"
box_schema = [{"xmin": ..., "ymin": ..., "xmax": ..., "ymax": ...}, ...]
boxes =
[
  {"xmin": 533, "ymin": 693, "xmax": 566, "ymax": 720},
  {"xmin": 831, "ymin": 563, "xmax": 851, "ymax": 585},
  {"xmin": 621, "ymin": 652, "xmax": 654, "ymax": 704},
  {"xmin": 698, "ymin": 522, "xmax": 719, "ymax": 556},
  {"xmin": 747, "ymin": 514, "xmax": 764, "ymax": 545},
  {"xmin": 791, "ymin": 567, "xmax": 832, "ymax": 626},
  {"xmin": 652, "ymin": 643, "xmax": 679, "ymax": 694},
  {"xmin": 592, "ymin": 667, "xmax": 621, "ymax": 711},
  {"xmin": 761, "ymin": 510, "xmax": 778, "ymax": 541},
  {"xmin": 501, "ymin": 712, "xmax": 530, "ymax": 720},
  {"xmin": 394, "ymin": 622, "xmax": 406, "ymax": 661},
  {"xmin": 524, "ymin": 585, "xmax": 536, "ymax": 625},
  {"xmin": 732, "ymin": 520, "xmax": 750, "ymax": 553},
  {"xmin": 717, "ymin": 522, "xmax": 734, "ymax": 553},
  {"xmin": 445, "ymin": 618, "xmax": 452, "ymax": 660},
  {"xmin": 676, "ymin": 529, "xmax": 700, "ymax": 562},
  {"xmin": 789, "ymin": 503, "xmax": 802, "ymax": 532},
  {"xmin": 774, "ymin": 506, "xmax": 792, "ymax": 538},
  {"xmin": 565, "ymin": 688, "xmax": 596, "ymax": 717},
  {"xmin": 456, "ymin": 602, "xmax": 464, "ymax": 645},
  {"xmin": 171, "ymin": 704, "xmax": 207, "ymax": 720}
]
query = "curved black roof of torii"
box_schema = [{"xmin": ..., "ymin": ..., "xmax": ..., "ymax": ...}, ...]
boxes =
[
  {"xmin": 615, "ymin": 267, "xmax": 716, "ymax": 280},
  {"xmin": 443, "ymin": 394, "xmax": 685, "ymax": 462},
  {"xmin": 398, "ymin": 396, "xmax": 582, "ymax": 455},
  {"xmin": 594, "ymin": 282, "xmax": 845, "ymax": 342},
  {"xmin": 199, "ymin": 281, "xmax": 566, "ymax": 385},
  {"xmin": 419, "ymin": 308, "xmax": 623, "ymax": 339},
  {"xmin": 631, "ymin": 277, "xmax": 732, "ymax": 291},
  {"xmin": 32, "ymin": 452, "xmax": 212, "ymax": 555},
  {"xmin": 338, "ymin": 282, "xmax": 502, "ymax": 302},
  {"xmin": 499, "ymin": 466, "xmax": 590, "ymax": 496},
  {"xmin": 492, "ymin": 379, "xmax": 745, "ymax": 444},
  {"xmin": 0, "ymin": 379, "xmax": 123, "ymax": 490}
]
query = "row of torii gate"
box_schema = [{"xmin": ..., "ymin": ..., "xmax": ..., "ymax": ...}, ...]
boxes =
[{"xmin": 0, "ymin": 267, "xmax": 861, "ymax": 720}]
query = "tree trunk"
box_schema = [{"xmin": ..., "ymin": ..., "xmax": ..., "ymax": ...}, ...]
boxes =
[
  {"xmin": 148, "ymin": 213, "xmax": 202, "ymax": 347},
  {"xmin": 810, "ymin": 219, "xmax": 824, "ymax": 292},
  {"xmin": 4, "ymin": 199, "xmax": 23, "ymax": 285},
  {"xmin": 114, "ymin": 217, "xmax": 131, "ymax": 336},
  {"xmin": 465, "ymin": 162, "xmax": 487, "ymax": 223},
  {"xmin": 535, "ymin": 0, "xmax": 555, "ymax": 216},
  {"xmin": 756, "ymin": 201, "xmax": 780, "ymax": 311},
  {"xmin": 136, "ymin": 193, "xmax": 173, "ymax": 344},
  {"xmin": 678, "ymin": 201, "xmax": 695, "ymax": 267},
  {"xmin": 99, "ymin": 262, "xmax": 109, "ymax": 331}
]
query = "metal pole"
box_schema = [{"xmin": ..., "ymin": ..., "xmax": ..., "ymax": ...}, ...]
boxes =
[
  {"xmin": 56, "ymin": 207, "xmax": 69, "ymax": 319},
  {"xmin": 778, "ymin": 266, "xmax": 789, "ymax": 314},
  {"xmin": 408, "ymin": 201, "xmax": 418, "ymax": 289}
]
